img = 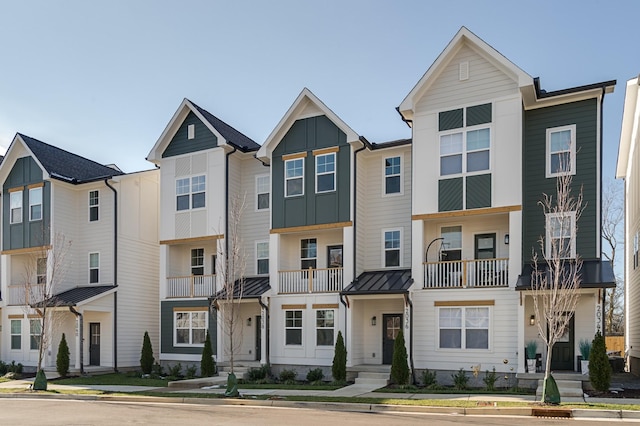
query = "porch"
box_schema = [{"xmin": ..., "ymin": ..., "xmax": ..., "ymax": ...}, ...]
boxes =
[
  {"xmin": 278, "ymin": 267, "xmax": 343, "ymax": 294},
  {"xmin": 166, "ymin": 274, "xmax": 216, "ymax": 298},
  {"xmin": 423, "ymin": 258, "xmax": 508, "ymax": 289},
  {"xmin": 7, "ymin": 284, "xmax": 45, "ymax": 305}
]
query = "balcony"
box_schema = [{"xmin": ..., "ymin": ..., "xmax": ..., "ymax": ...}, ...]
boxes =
[
  {"xmin": 278, "ymin": 267, "xmax": 343, "ymax": 294},
  {"xmin": 166, "ymin": 274, "xmax": 216, "ymax": 298},
  {"xmin": 423, "ymin": 258, "xmax": 508, "ymax": 289},
  {"xmin": 7, "ymin": 284, "xmax": 45, "ymax": 306}
]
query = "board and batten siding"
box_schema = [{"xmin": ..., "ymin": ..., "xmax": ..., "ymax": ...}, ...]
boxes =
[{"xmin": 522, "ymin": 99, "xmax": 599, "ymax": 263}]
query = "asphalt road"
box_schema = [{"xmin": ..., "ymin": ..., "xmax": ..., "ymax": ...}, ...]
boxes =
[{"xmin": 0, "ymin": 399, "xmax": 628, "ymax": 425}]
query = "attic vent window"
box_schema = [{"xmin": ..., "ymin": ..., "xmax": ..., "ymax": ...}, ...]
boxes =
[
  {"xmin": 188, "ymin": 124, "xmax": 195, "ymax": 140},
  {"xmin": 459, "ymin": 61, "xmax": 469, "ymax": 81}
]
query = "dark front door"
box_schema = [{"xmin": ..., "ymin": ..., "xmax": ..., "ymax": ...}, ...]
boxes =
[
  {"xmin": 89, "ymin": 323, "xmax": 100, "ymax": 366},
  {"xmin": 551, "ymin": 314, "xmax": 574, "ymax": 370},
  {"xmin": 474, "ymin": 233, "xmax": 496, "ymax": 285},
  {"xmin": 255, "ymin": 315, "xmax": 261, "ymax": 361},
  {"xmin": 382, "ymin": 314, "xmax": 402, "ymax": 364}
]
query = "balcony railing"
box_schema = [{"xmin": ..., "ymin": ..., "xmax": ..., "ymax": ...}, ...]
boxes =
[
  {"xmin": 166, "ymin": 274, "xmax": 216, "ymax": 298},
  {"xmin": 278, "ymin": 267, "xmax": 343, "ymax": 294},
  {"xmin": 7, "ymin": 284, "xmax": 45, "ymax": 306},
  {"xmin": 423, "ymin": 258, "xmax": 508, "ymax": 289}
]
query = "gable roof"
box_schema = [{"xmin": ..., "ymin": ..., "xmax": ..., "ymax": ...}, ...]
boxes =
[
  {"xmin": 13, "ymin": 133, "xmax": 124, "ymax": 184},
  {"xmin": 147, "ymin": 98, "xmax": 259, "ymax": 164},
  {"xmin": 256, "ymin": 88, "xmax": 360, "ymax": 162}
]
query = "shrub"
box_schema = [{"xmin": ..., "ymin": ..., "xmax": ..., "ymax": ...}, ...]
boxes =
[
  {"xmin": 8, "ymin": 361, "xmax": 23, "ymax": 375},
  {"xmin": 56, "ymin": 333, "xmax": 70, "ymax": 378},
  {"xmin": 140, "ymin": 331, "xmax": 154, "ymax": 375},
  {"xmin": 390, "ymin": 329, "xmax": 410, "ymax": 385},
  {"xmin": 452, "ymin": 368, "xmax": 469, "ymax": 390},
  {"xmin": 279, "ymin": 369, "xmax": 297, "ymax": 384},
  {"xmin": 185, "ymin": 365, "xmax": 197, "ymax": 379},
  {"xmin": 421, "ymin": 369, "xmax": 437, "ymax": 387},
  {"xmin": 168, "ymin": 363, "xmax": 183, "ymax": 379},
  {"xmin": 526, "ymin": 340, "xmax": 538, "ymax": 359},
  {"xmin": 579, "ymin": 339, "xmax": 591, "ymax": 361},
  {"xmin": 200, "ymin": 330, "xmax": 215, "ymax": 377},
  {"xmin": 152, "ymin": 362, "xmax": 164, "ymax": 377},
  {"xmin": 248, "ymin": 365, "xmax": 271, "ymax": 382},
  {"xmin": 482, "ymin": 367, "xmax": 498, "ymax": 391},
  {"xmin": 589, "ymin": 331, "xmax": 612, "ymax": 392},
  {"xmin": 332, "ymin": 331, "xmax": 347, "ymax": 383},
  {"xmin": 306, "ymin": 368, "xmax": 324, "ymax": 383}
]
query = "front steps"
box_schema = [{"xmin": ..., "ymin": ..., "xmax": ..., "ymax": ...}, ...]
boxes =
[
  {"xmin": 354, "ymin": 371, "xmax": 389, "ymax": 387},
  {"xmin": 536, "ymin": 379, "xmax": 584, "ymax": 399}
]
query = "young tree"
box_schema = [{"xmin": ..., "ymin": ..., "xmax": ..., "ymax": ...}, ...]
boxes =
[
  {"xmin": 589, "ymin": 331, "xmax": 612, "ymax": 392},
  {"xmin": 56, "ymin": 333, "xmax": 70, "ymax": 378},
  {"xmin": 602, "ymin": 179, "xmax": 624, "ymax": 334},
  {"xmin": 332, "ymin": 330, "xmax": 347, "ymax": 383},
  {"xmin": 390, "ymin": 329, "xmax": 410, "ymax": 385},
  {"xmin": 201, "ymin": 330, "xmax": 215, "ymax": 377},
  {"xmin": 140, "ymin": 331, "xmax": 154, "ymax": 375},
  {"xmin": 531, "ymin": 169, "xmax": 584, "ymax": 403}
]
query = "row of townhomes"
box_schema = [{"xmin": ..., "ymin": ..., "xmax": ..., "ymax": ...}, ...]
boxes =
[{"xmin": 0, "ymin": 28, "xmax": 617, "ymax": 382}]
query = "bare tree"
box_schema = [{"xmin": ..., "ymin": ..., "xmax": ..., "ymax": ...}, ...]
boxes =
[
  {"xmin": 531, "ymin": 170, "xmax": 585, "ymax": 402},
  {"xmin": 602, "ymin": 178, "xmax": 624, "ymax": 334},
  {"xmin": 213, "ymin": 194, "xmax": 248, "ymax": 376}
]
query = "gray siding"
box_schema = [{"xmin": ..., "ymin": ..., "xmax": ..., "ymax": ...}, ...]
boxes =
[
  {"xmin": 162, "ymin": 111, "xmax": 218, "ymax": 158},
  {"xmin": 160, "ymin": 300, "xmax": 216, "ymax": 355}
]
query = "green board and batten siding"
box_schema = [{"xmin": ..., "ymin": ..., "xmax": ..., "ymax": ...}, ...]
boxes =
[
  {"xmin": 162, "ymin": 111, "xmax": 218, "ymax": 158},
  {"xmin": 160, "ymin": 300, "xmax": 216, "ymax": 355},
  {"xmin": 522, "ymin": 99, "xmax": 599, "ymax": 263},
  {"xmin": 272, "ymin": 115, "xmax": 350, "ymax": 229},
  {"xmin": 2, "ymin": 156, "xmax": 51, "ymax": 250}
]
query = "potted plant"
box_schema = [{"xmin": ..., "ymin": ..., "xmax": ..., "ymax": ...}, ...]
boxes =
[
  {"xmin": 526, "ymin": 340, "xmax": 538, "ymax": 373},
  {"xmin": 579, "ymin": 339, "xmax": 591, "ymax": 375}
]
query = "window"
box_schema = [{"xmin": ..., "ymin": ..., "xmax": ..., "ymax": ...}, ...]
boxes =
[
  {"xmin": 546, "ymin": 125, "xmax": 576, "ymax": 177},
  {"xmin": 285, "ymin": 310, "xmax": 302, "ymax": 345},
  {"xmin": 187, "ymin": 124, "xmax": 195, "ymax": 140},
  {"xmin": 29, "ymin": 187, "xmax": 42, "ymax": 221},
  {"xmin": 175, "ymin": 311, "xmax": 207, "ymax": 346},
  {"xmin": 30, "ymin": 319, "xmax": 41, "ymax": 350},
  {"xmin": 89, "ymin": 190, "xmax": 99, "ymax": 222},
  {"xmin": 634, "ymin": 232, "xmax": 639, "ymax": 270},
  {"xmin": 191, "ymin": 248, "xmax": 204, "ymax": 275},
  {"xmin": 285, "ymin": 158, "xmax": 304, "ymax": 197},
  {"xmin": 384, "ymin": 156, "xmax": 401, "ymax": 195},
  {"xmin": 256, "ymin": 241, "xmax": 269, "ymax": 275},
  {"xmin": 315, "ymin": 153, "xmax": 335, "ymax": 193},
  {"xmin": 441, "ymin": 226, "xmax": 462, "ymax": 261},
  {"xmin": 10, "ymin": 190, "xmax": 22, "ymax": 224},
  {"xmin": 89, "ymin": 253, "xmax": 99, "ymax": 283},
  {"xmin": 10, "ymin": 320, "xmax": 21, "ymax": 350},
  {"xmin": 176, "ymin": 175, "xmax": 206, "ymax": 211},
  {"xmin": 546, "ymin": 212, "xmax": 576, "ymax": 259},
  {"xmin": 300, "ymin": 238, "xmax": 317, "ymax": 269},
  {"xmin": 439, "ymin": 306, "xmax": 489, "ymax": 349},
  {"xmin": 316, "ymin": 310, "xmax": 334, "ymax": 346},
  {"xmin": 37, "ymin": 258, "xmax": 47, "ymax": 284},
  {"xmin": 256, "ymin": 175, "xmax": 270, "ymax": 210},
  {"xmin": 384, "ymin": 230, "xmax": 401, "ymax": 267}
]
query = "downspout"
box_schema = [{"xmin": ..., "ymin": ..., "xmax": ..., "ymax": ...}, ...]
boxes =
[
  {"xmin": 258, "ymin": 297, "xmax": 269, "ymax": 365},
  {"xmin": 404, "ymin": 287, "xmax": 415, "ymax": 385},
  {"xmin": 69, "ymin": 306, "xmax": 84, "ymax": 375},
  {"xmin": 339, "ymin": 293, "xmax": 348, "ymax": 344},
  {"xmin": 352, "ymin": 141, "xmax": 366, "ymax": 283},
  {"xmin": 599, "ymin": 86, "xmax": 606, "ymax": 337},
  {"xmin": 225, "ymin": 147, "xmax": 237, "ymax": 258},
  {"xmin": 105, "ymin": 178, "xmax": 118, "ymax": 372}
]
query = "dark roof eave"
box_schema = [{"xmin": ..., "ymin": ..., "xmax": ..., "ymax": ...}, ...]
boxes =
[{"xmin": 534, "ymin": 77, "xmax": 617, "ymax": 99}]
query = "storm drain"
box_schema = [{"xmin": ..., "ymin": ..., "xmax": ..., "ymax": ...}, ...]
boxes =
[{"xmin": 532, "ymin": 408, "xmax": 572, "ymax": 418}]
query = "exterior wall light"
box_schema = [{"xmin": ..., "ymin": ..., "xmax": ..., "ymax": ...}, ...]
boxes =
[
  {"xmin": 504, "ymin": 234, "xmax": 510, "ymax": 245},
  {"xmin": 371, "ymin": 316, "xmax": 377, "ymax": 326},
  {"xmin": 530, "ymin": 315, "xmax": 535, "ymax": 326}
]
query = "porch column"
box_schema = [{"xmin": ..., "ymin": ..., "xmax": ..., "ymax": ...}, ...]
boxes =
[
  {"xmin": 344, "ymin": 299, "xmax": 353, "ymax": 368},
  {"xmin": 412, "ymin": 220, "xmax": 424, "ymax": 287},
  {"xmin": 269, "ymin": 233, "xmax": 280, "ymax": 295},
  {"xmin": 74, "ymin": 314, "xmax": 81, "ymax": 370},
  {"xmin": 342, "ymin": 226, "xmax": 354, "ymax": 286},
  {"xmin": 260, "ymin": 302, "xmax": 268, "ymax": 365},
  {"xmin": 517, "ymin": 294, "xmax": 525, "ymax": 373},
  {"xmin": 508, "ymin": 210, "xmax": 522, "ymax": 286}
]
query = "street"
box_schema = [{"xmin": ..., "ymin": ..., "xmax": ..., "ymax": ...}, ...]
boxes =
[{"xmin": 0, "ymin": 398, "xmax": 633, "ymax": 425}]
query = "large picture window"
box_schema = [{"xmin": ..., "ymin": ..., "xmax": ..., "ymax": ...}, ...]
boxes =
[
  {"xmin": 10, "ymin": 190, "xmax": 22, "ymax": 224},
  {"xmin": 439, "ymin": 306, "xmax": 489, "ymax": 349},
  {"xmin": 175, "ymin": 311, "xmax": 207, "ymax": 346},
  {"xmin": 176, "ymin": 175, "xmax": 206, "ymax": 210},
  {"xmin": 315, "ymin": 153, "xmax": 336, "ymax": 193},
  {"xmin": 285, "ymin": 158, "xmax": 304, "ymax": 197},
  {"xmin": 285, "ymin": 310, "xmax": 302, "ymax": 345},
  {"xmin": 29, "ymin": 187, "xmax": 42, "ymax": 221},
  {"xmin": 546, "ymin": 125, "xmax": 576, "ymax": 177},
  {"xmin": 316, "ymin": 310, "xmax": 334, "ymax": 346}
]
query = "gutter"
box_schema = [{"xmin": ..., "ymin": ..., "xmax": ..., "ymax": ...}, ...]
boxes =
[
  {"xmin": 258, "ymin": 297, "xmax": 270, "ymax": 365},
  {"xmin": 69, "ymin": 306, "xmax": 84, "ymax": 375},
  {"xmin": 395, "ymin": 107, "xmax": 413, "ymax": 128},
  {"xmin": 104, "ymin": 178, "xmax": 118, "ymax": 372}
]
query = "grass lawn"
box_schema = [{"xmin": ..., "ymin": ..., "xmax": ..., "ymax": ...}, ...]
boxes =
[
  {"xmin": 236, "ymin": 383, "xmax": 343, "ymax": 390},
  {"xmin": 55, "ymin": 373, "xmax": 168, "ymax": 387},
  {"xmin": 374, "ymin": 386, "xmax": 535, "ymax": 395}
]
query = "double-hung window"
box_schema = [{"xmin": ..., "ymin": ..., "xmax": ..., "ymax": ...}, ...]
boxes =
[
  {"xmin": 175, "ymin": 311, "xmax": 207, "ymax": 346},
  {"xmin": 546, "ymin": 212, "xmax": 576, "ymax": 259},
  {"xmin": 315, "ymin": 153, "xmax": 336, "ymax": 193},
  {"xmin": 176, "ymin": 175, "xmax": 206, "ymax": 210},
  {"xmin": 30, "ymin": 319, "xmax": 41, "ymax": 350},
  {"xmin": 316, "ymin": 310, "xmax": 334, "ymax": 346},
  {"xmin": 191, "ymin": 248, "xmax": 204, "ymax": 275},
  {"xmin": 256, "ymin": 175, "xmax": 270, "ymax": 210},
  {"xmin": 285, "ymin": 158, "xmax": 304, "ymax": 197},
  {"xmin": 384, "ymin": 229, "xmax": 401, "ymax": 267},
  {"xmin": 10, "ymin": 190, "xmax": 22, "ymax": 224},
  {"xmin": 546, "ymin": 125, "xmax": 576, "ymax": 177},
  {"xmin": 29, "ymin": 187, "xmax": 42, "ymax": 221},
  {"xmin": 441, "ymin": 226, "xmax": 462, "ymax": 261},
  {"xmin": 256, "ymin": 241, "xmax": 269, "ymax": 275},
  {"xmin": 89, "ymin": 190, "xmax": 99, "ymax": 222},
  {"xmin": 37, "ymin": 258, "xmax": 47, "ymax": 284},
  {"xmin": 10, "ymin": 319, "xmax": 21, "ymax": 350},
  {"xmin": 300, "ymin": 238, "xmax": 317, "ymax": 269},
  {"xmin": 439, "ymin": 306, "xmax": 489, "ymax": 349},
  {"xmin": 384, "ymin": 156, "xmax": 401, "ymax": 195},
  {"xmin": 285, "ymin": 310, "xmax": 302, "ymax": 345},
  {"xmin": 89, "ymin": 252, "xmax": 99, "ymax": 284}
]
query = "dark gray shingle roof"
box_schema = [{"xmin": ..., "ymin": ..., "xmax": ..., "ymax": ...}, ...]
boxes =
[
  {"xmin": 516, "ymin": 259, "xmax": 615, "ymax": 290},
  {"xmin": 189, "ymin": 101, "xmax": 261, "ymax": 152},
  {"xmin": 41, "ymin": 285, "xmax": 117, "ymax": 307},
  {"xmin": 214, "ymin": 276, "xmax": 270, "ymax": 300},
  {"xmin": 18, "ymin": 133, "xmax": 124, "ymax": 184},
  {"xmin": 342, "ymin": 269, "xmax": 413, "ymax": 295}
]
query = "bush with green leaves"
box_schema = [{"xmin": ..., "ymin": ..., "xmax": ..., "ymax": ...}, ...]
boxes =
[
  {"xmin": 390, "ymin": 329, "xmax": 410, "ymax": 385},
  {"xmin": 279, "ymin": 369, "xmax": 297, "ymax": 384},
  {"xmin": 589, "ymin": 331, "xmax": 612, "ymax": 392},
  {"xmin": 421, "ymin": 369, "xmax": 437, "ymax": 387},
  {"xmin": 56, "ymin": 333, "xmax": 70, "ymax": 378},
  {"xmin": 482, "ymin": 367, "xmax": 498, "ymax": 391},
  {"xmin": 152, "ymin": 362, "xmax": 164, "ymax": 377},
  {"xmin": 452, "ymin": 368, "xmax": 469, "ymax": 390},
  {"xmin": 306, "ymin": 368, "xmax": 324, "ymax": 383},
  {"xmin": 200, "ymin": 330, "xmax": 215, "ymax": 377},
  {"xmin": 140, "ymin": 331, "xmax": 154, "ymax": 375},
  {"xmin": 185, "ymin": 364, "xmax": 197, "ymax": 379},
  {"xmin": 332, "ymin": 331, "xmax": 347, "ymax": 383},
  {"xmin": 247, "ymin": 365, "xmax": 271, "ymax": 382},
  {"xmin": 168, "ymin": 363, "xmax": 183, "ymax": 378},
  {"xmin": 8, "ymin": 361, "xmax": 23, "ymax": 375}
]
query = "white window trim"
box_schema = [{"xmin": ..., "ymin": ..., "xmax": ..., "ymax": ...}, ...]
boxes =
[
  {"xmin": 256, "ymin": 240, "xmax": 269, "ymax": 275},
  {"xmin": 30, "ymin": 319, "xmax": 41, "ymax": 351},
  {"xmin": 285, "ymin": 309, "xmax": 303, "ymax": 346},
  {"xmin": 191, "ymin": 248, "xmax": 205, "ymax": 275},
  {"xmin": 89, "ymin": 252, "xmax": 100, "ymax": 284},
  {"xmin": 545, "ymin": 211, "xmax": 577, "ymax": 259},
  {"xmin": 439, "ymin": 124, "xmax": 492, "ymax": 178},
  {"xmin": 315, "ymin": 152, "xmax": 336, "ymax": 194},
  {"xmin": 315, "ymin": 309, "xmax": 335, "ymax": 347},
  {"xmin": 382, "ymin": 228, "xmax": 402, "ymax": 268},
  {"xmin": 187, "ymin": 124, "xmax": 195, "ymax": 140},
  {"xmin": 383, "ymin": 155, "xmax": 403, "ymax": 196},
  {"xmin": 255, "ymin": 174, "xmax": 270, "ymax": 212},
  {"xmin": 10, "ymin": 319, "xmax": 21, "ymax": 351},
  {"xmin": 176, "ymin": 174, "xmax": 206, "ymax": 211},
  {"xmin": 285, "ymin": 158, "xmax": 305, "ymax": 198},
  {"xmin": 10, "ymin": 190, "xmax": 22, "ymax": 224},
  {"xmin": 546, "ymin": 124, "xmax": 576, "ymax": 178},
  {"xmin": 300, "ymin": 238, "xmax": 317, "ymax": 269},
  {"xmin": 436, "ymin": 306, "xmax": 492, "ymax": 351},
  {"xmin": 89, "ymin": 190, "xmax": 99, "ymax": 222},
  {"xmin": 29, "ymin": 187, "xmax": 42, "ymax": 222},
  {"xmin": 174, "ymin": 310, "xmax": 208, "ymax": 347}
]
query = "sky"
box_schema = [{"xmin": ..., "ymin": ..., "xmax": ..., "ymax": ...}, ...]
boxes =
[{"xmin": 0, "ymin": 0, "xmax": 638, "ymax": 183}]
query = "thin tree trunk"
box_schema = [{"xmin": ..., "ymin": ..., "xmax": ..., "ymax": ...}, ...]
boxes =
[{"xmin": 542, "ymin": 344, "xmax": 553, "ymax": 401}]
